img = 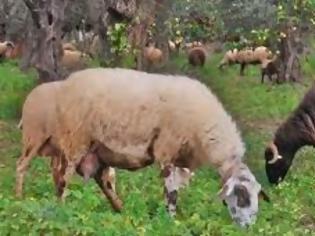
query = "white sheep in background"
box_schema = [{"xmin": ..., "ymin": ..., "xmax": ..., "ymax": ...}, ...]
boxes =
[
  {"xmin": 54, "ymin": 68, "xmax": 269, "ymax": 227},
  {"xmin": 0, "ymin": 41, "xmax": 15, "ymax": 59},
  {"xmin": 16, "ymin": 81, "xmax": 122, "ymax": 211}
]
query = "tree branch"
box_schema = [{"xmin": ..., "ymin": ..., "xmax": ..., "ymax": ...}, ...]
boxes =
[{"xmin": 23, "ymin": 0, "xmax": 41, "ymax": 28}]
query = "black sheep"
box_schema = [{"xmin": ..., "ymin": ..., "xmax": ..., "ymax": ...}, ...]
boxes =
[{"xmin": 264, "ymin": 84, "xmax": 315, "ymax": 183}]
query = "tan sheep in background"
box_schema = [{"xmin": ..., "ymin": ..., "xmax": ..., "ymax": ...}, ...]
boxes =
[
  {"xmin": 61, "ymin": 49, "xmax": 89, "ymax": 71},
  {"xmin": 218, "ymin": 46, "xmax": 273, "ymax": 75},
  {"xmin": 62, "ymin": 42, "xmax": 77, "ymax": 51},
  {"xmin": 143, "ymin": 43, "xmax": 163, "ymax": 66},
  {"xmin": 16, "ymin": 81, "xmax": 122, "ymax": 211},
  {"xmin": 54, "ymin": 68, "xmax": 269, "ymax": 227}
]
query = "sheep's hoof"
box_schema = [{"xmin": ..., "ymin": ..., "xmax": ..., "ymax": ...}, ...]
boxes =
[{"xmin": 112, "ymin": 198, "xmax": 123, "ymax": 212}]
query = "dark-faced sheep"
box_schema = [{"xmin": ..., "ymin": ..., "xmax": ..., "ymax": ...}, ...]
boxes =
[
  {"xmin": 219, "ymin": 46, "xmax": 273, "ymax": 76},
  {"xmin": 264, "ymin": 83, "xmax": 315, "ymax": 184},
  {"xmin": 54, "ymin": 68, "xmax": 269, "ymax": 227},
  {"xmin": 16, "ymin": 81, "xmax": 122, "ymax": 211},
  {"xmin": 261, "ymin": 56, "xmax": 280, "ymax": 84},
  {"xmin": 188, "ymin": 46, "xmax": 207, "ymax": 67}
]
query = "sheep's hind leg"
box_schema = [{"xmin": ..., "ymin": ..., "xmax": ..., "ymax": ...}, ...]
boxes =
[
  {"xmin": 15, "ymin": 143, "xmax": 41, "ymax": 198},
  {"xmin": 161, "ymin": 165, "xmax": 193, "ymax": 217},
  {"xmin": 94, "ymin": 167, "xmax": 123, "ymax": 212}
]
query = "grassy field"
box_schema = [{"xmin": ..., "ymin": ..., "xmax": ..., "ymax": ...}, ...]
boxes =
[{"xmin": 0, "ymin": 53, "xmax": 315, "ymax": 235}]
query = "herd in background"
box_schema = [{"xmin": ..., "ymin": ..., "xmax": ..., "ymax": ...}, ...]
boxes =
[{"xmin": 1, "ymin": 35, "xmax": 280, "ymax": 83}]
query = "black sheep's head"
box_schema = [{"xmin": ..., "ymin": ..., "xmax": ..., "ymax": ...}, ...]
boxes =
[{"xmin": 264, "ymin": 142, "xmax": 292, "ymax": 184}]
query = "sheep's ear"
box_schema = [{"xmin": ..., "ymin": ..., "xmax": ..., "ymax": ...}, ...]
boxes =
[
  {"xmin": 218, "ymin": 182, "xmax": 233, "ymax": 200},
  {"xmin": 259, "ymin": 190, "xmax": 270, "ymax": 202}
]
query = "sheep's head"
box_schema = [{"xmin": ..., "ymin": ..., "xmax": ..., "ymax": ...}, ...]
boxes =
[
  {"xmin": 264, "ymin": 142, "xmax": 291, "ymax": 184},
  {"xmin": 5, "ymin": 41, "xmax": 14, "ymax": 48},
  {"xmin": 218, "ymin": 169, "xmax": 269, "ymax": 227}
]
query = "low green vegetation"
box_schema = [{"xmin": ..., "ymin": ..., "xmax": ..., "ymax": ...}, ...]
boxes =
[{"xmin": 0, "ymin": 55, "xmax": 315, "ymax": 235}]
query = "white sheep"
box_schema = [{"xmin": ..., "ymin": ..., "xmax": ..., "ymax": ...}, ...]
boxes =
[
  {"xmin": 0, "ymin": 41, "xmax": 15, "ymax": 59},
  {"xmin": 54, "ymin": 68, "xmax": 269, "ymax": 227},
  {"xmin": 16, "ymin": 81, "xmax": 122, "ymax": 211},
  {"xmin": 219, "ymin": 46, "xmax": 273, "ymax": 76}
]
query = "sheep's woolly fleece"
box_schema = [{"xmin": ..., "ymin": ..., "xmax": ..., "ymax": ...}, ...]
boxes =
[
  {"xmin": 20, "ymin": 81, "xmax": 61, "ymax": 147},
  {"xmin": 55, "ymin": 68, "xmax": 245, "ymax": 175}
]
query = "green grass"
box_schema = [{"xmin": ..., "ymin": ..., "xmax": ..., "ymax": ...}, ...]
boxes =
[
  {"xmin": 0, "ymin": 61, "xmax": 35, "ymax": 120},
  {"xmin": 0, "ymin": 55, "xmax": 315, "ymax": 235}
]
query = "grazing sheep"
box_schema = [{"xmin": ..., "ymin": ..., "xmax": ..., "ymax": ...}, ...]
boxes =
[
  {"xmin": 264, "ymin": 83, "xmax": 315, "ymax": 184},
  {"xmin": 0, "ymin": 41, "xmax": 14, "ymax": 60},
  {"xmin": 62, "ymin": 42, "xmax": 77, "ymax": 51},
  {"xmin": 4, "ymin": 41, "xmax": 23, "ymax": 59},
  {"xmin": 185, "ymin": 41, "xmax": 202, "ymax": 49},
  {"xmin": 261, "ymin": 55, "xmax": 280, "ymax": 84},
  {"xmin": 143, "ymin": 43, "xmax": 163, "ymax": 66},
  {"xmin": 219, "ymin": 46, "xmax": 273, "ymax": 76},
  {"xmin": 16, "ymin": 81, "xmax": 122, "ymax": 211},
  {"xmin": 55, "ymin": 68, "xmax": 269, "ymax": 227},
  {"xmin": 168, "ymin": 40, "xmax": 176, "ymax": 51},
  {"xmin": 61, "ymin": 49, "xmax": 89, "ymax": 71},
  {"xmin": 188, "ymin": 46, "xmax": 207, "ymax": 67}
]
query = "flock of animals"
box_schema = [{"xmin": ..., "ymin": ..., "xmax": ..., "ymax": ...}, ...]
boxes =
[{"xmin": 0, "ymin": 36, "xmax": 313, "ymax": 228}]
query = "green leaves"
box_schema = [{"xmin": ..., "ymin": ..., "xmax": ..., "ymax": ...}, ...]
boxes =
[{"xmin": 107, "ymin": 23, "xmax": 131, "ymax": 56}]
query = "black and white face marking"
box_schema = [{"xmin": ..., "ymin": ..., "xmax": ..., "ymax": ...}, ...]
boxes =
[{"xmin": 218, "ymin": 173, "xmax": 262, "ymax": 227}]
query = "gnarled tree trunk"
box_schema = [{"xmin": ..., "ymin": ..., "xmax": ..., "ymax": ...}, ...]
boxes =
[
  {"xmin": 21, "ymin": 0, "xmax": 67, "ymax": 83},
  {"xmin": 278, "ymin": 22, "xmax": 303, "ymax": 83}
]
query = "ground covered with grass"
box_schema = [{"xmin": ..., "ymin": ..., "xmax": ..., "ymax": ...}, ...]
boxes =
[{"xmin": 0, "ymin": 55, "xmax": 315, "ymax": 235}]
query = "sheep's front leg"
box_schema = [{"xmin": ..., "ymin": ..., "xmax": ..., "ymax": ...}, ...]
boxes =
[
  {"xmin": 161, "ymin": 165, "xmax": 193, "ymax": 216},
  {"xmin": 94, "ymin": 167, "xmax": 123, "ymax": 212},
  {"xmin": 50, "ymin": 155, "xmax": 67, "ymax": 198},
  {"xmin": 162, "ymin": 164, "xmax": 184, "ymax": 216},
  {"xmin": 240, "ymin": 63, "xmax": 246, "ymax": 76},
  {"xmin": 60, "ymin": 157, "xmax": 80, "ymax": 202},
  {"xmin": 161, "ymin": 165, "xmax": 177, "ymax": 216},
  {"xmin": 261, "ymin": 70, "xmax": 265, "ymax": 84}
]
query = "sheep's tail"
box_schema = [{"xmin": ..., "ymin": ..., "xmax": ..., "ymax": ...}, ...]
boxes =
[{"xmin": 17, "ymin": 119, "xmax": 23, "ymax": 130}]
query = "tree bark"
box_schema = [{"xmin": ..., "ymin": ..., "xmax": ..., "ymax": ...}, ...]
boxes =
[
  {"xmin": 21, "ymin": 0, "xmax": 67, "ymax": 82},
  {"xmin": 277, "ymin": 22, "xmax": 303, "ymax": 83},
  {"xmin": 154, "ymin": 0, "xmax": 171, "ymax": 65}
]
